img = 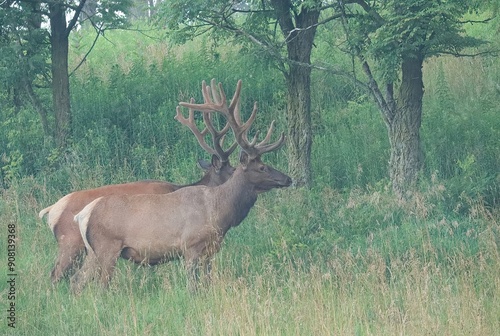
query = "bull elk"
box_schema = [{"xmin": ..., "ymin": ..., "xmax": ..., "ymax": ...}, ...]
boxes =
[
  {"xmin": 70, "ymin": 79, "xmax": 291, "ymax": 293},
  {"xmin": 39, "ymin": 107, "xmax": 237, "ymax": 283}
]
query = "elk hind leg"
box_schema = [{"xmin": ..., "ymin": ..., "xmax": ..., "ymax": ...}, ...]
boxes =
[
  {"xmin": 70, "ymin": 240, "xmax": 121, "ymax": 293},
  {"xmin": 95, "ymin": 247, "xmax": 122, "ymax": 289},
  {"xmin": 51, "ymin": 217, "xmax": 86, "ymax": 283},
  {"xmin": 51, "ymin": 235, "xmax": 86, "ymax": 283}
]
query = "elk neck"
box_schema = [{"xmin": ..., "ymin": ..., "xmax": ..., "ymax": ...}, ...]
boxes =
[{"xmin": 211, "ymin": 166, "xmax": 259, "ymax": 235}]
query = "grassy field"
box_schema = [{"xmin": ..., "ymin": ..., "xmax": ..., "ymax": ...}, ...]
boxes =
[{"xmin": 1, "ymin": 176, "xmax": 498, "ymax": 335}]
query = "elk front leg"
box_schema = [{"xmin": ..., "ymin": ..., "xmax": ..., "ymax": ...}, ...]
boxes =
[
  {"xmin": 185, "ymin": 255, "xmax": 214, "ymax": 292},
  {"xmin": 185, "ymin": 257, "xmax": 201, "ymax": 292},
  {"xmin": 185, "ymin": 237, "xmax": 220, "ymax": 291}
]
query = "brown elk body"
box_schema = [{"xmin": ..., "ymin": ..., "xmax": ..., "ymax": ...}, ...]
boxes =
[
  {"xmin": 70, "ymin": 80, "xmax": 292, "ymax": 293},
  {"xmin": 39, "ymin": 107, "xmax": 236, "ymax": 283}
]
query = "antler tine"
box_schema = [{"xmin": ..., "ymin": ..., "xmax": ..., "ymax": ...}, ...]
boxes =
[
  {"xmin": 228, "ymin": 80, "xmax": 242, "ymax": 114},
  {"xmin": 175, "ymin": 100, "xmax": 216, "ymax": 156},
  {"xmin": 210, "ymin": 79, "xmax": 224, "ymax": 106},
  {"xmin": 202, "ymin": 111, "xmax": 237, "ymax": 162},
  {"xmin": 257, "ymin": 131, "xmax": 286, "ymax": 154},
  {"xmin": 201, "ymin": 80, "xmax": 214, "ymax": 106},
  {"xmin": 180, "ymin": 80, "xmax": 226, "ymax": 113},
  {"xmin": 202, "ymin": 112, "xmax": 230, "ymax": 137},
  {"xmin": 179, "ymin": 79, "xmax": 243, "ymax": 130},
  {"xmin": 243, "ymin": 120, "xmax": 286, "ymax": 157},
  {"xmin": 229, "ymin": 95, "xmax": 285, "ymax": 159},
  {"xmin": 257, "ymin": 120, "xmax": 276, "ymax": 147},
  {"xmin": 238, "ymin": 101, "xmax": 259, "ymax": 145}
]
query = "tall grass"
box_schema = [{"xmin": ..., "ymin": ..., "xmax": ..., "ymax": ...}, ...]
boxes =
[{"xmin": 1, "ymin": 177, "xmax": 498, "ymax": 335}]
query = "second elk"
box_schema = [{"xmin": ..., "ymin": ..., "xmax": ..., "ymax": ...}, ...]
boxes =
[{"xmin": 70, "ymin": 79, "xmax": 292, "ymax": 293}]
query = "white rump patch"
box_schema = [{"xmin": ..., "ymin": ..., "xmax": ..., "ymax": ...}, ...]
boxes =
[
  {"xmin": 46, "ymin": 194, "xmax": 72, "ymax": 234},
  {"xmin": 75, "ymin": 197, "xmax": 102, "ymax": 254}
]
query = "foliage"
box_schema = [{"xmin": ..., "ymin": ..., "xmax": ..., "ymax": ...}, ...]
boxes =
[
  {"xmin": 346, "ymin": 0, "xmax": 487, "ymax": 82},
  {"xmin": 0, "ymin": 0, "xmax": 133, "ymax": 149},
  {"xmin": 0, "ymin": 1, "xmax": 51, "ymax": 102},
  {"xmin": 156, "ymin": 0, "xmax": 335, "ymax": 73},
  {"xmin": 1, "ymin": 19, "xmax": 498, "ymax": 195}
]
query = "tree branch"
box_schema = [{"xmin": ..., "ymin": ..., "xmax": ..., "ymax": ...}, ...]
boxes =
[
  {"xmin": 281, "ymin": 12, "xmax": 345, "ymax": 45},
  {"xmin": 458, "ymin": 17, "xmax": 494, "ymax": 24},
  {"xmin": 436, "ymin": 49, "xmax": 499, "ymax": 57},
  {"xmin": 69, "ymin": 22, "xmax": 103, "ymax": 77},
  {"xmin": 65, "ymin": 0, "xmax": 87, "ymax": 37},
  {"xmin": 350, "ymin": 0, "xmax": 385, "ymax": 26},
  {"xmin": 192, "ymin": 13, "xmax": 288, "ymax": 73},
  {"xmin": 361, "ymin": 60, "xmax": 393, "ymax": 126}
]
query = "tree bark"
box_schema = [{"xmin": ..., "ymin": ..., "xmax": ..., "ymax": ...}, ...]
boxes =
[
  {"xmin": 49, "ymin": 3, "xmax": 72, "ymax": 148},
  {"xmin": 22, "ymin": 75, "xmax": 50, "ymax": 136},
  {"xmin": 389, "ymin": 55, "xmax": 424, "ymax": 198},
  {"xmin": 272, "ymin": 0, "xmax": 320, "ymax": 187},
  {"xmin": 22, "ymin": 1, "xmax": 51, "ymax": 136},
  {"xmin": 285, "ymin": 61, "xmax": 313, "ymax": 187}
]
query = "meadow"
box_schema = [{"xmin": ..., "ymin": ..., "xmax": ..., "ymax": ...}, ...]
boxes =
[
  {"xmin": 1, "ymin": 24, "xmax": 499, "ymax": 335},
  {"xmin": 1, "ymin": 178, "xmax": 499, "ymax": 335}
]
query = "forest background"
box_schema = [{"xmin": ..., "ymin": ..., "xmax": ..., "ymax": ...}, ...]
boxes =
[{"xmin": 0, "ymin": 1, "xmax": 499, "ymax": 335}]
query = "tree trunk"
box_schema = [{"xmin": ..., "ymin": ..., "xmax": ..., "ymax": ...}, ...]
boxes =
[
  {"xmin": 49, "ymin": 3, "xmax": 71, "ymax": 148},
  {"xmin": 389, "ymin": 56, "xmax": 424, "ymax": 198},
  {"xmin": 22, "ymin": 75, "xmax": 50, "ymax": 136},
  {"xmin": 23, "ymin": 1, "xmax": 51, "ymax": 136},
  {"xmin": 271, "ymin": 0, "xmax": 320, "ymax": 187},
  {"xmin": 285, "ymin": 62, "xmax": 313, "ymax": 187}
]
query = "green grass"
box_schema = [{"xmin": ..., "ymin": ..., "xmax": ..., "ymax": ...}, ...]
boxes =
[{"xmin": 1, "ymin": 176, "xmax": 498, "ymax": 335}]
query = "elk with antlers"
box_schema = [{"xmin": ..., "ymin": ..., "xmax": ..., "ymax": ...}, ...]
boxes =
[
  {"xmin": 39, "ymin": 108, "xmax": 236, "ymax": 283},
  {"xmin": 70, "ymin": 79, "xmax": 292, "ymax": 293}
]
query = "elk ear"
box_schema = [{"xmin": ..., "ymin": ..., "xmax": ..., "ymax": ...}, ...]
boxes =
[
  {"xmin": 239, "ymin": 150, "xmax": 250, "ymax": 168},
  {"xmin": 197, "ymin": 159, "xmax": 211, "ymax": 171},
  {"xmin": 210, "ymin": 154, "xmax": 223, "ymax": 172}
]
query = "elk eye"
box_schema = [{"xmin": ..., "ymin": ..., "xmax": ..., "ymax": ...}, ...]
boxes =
[{"xmin": 259, "ymin": 165, "xmax": 266, "ymax": 172}]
